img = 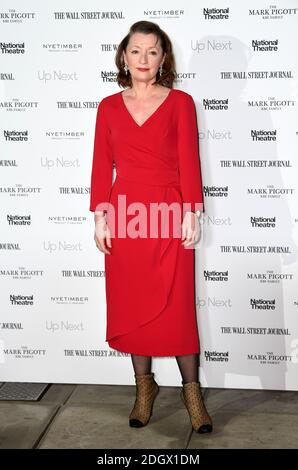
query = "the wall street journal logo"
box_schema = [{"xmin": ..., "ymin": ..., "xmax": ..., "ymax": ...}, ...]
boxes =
[
  {"xmin": 3, "ymin": 129, "xmax": 28, "ymax": 142},
  {"xmin": 247, "ymin": 97, "xmax": 295, "ymax": 111},
  {"xmin": 221, "ymin": 159, "xmax": 291, "ymax": 168},
  {"xmin": 6, "ymin": 214, "xmax": 31, "ymax": 226},
  {"xmin": 247, "ymin": 352, "xmax": 292, "ymax": 365},
  {"xmin": 247, "ymin": 270, "xmax": 293, "ymax": 284},
  {"xmin": 250, "ymin": 298, "xmax": 275, "ymax": 310},
  {"xmin": 59, "ymin": 185, "xmax": 90, "ymax": 196},
  {"xmin": 251, "ymin": 39, "xmax": 278, "ymax": 51},
  {"xmin": 204, "ymin": 350, "xmax": 229, "ymax": 362},
  {"xmin": 61, "ymin": 270, "xmax": 105, "ymax": 278},
  {"xmin": 221, "ymin": 245, "xmax": 290, "ymax": 254},
  {"xmin": 56, "ymin": 101, "xmax": 96, "ymax": 109},
  {"xmin": 0, "ymin": 72, "xmax": 14, "ymax": 81},
  {"xmin": 251, "ymin": 129, "xmax": 277, "ymax": 141},
  {"xmin": 204, "ymin": 185, "xmax": 228, "ymax": 198},
  {"xmin": 204, "ymin": 270, "xmax": 229, "ymax": 282},
  {"xmin": 250, "ymin": 216, "xmax": 276, "ymax": 228},
  {"xmin": 0, "ymin": 42, "xmax": 25, "ymax": 54},
  {"xmin": 247, "ymin": 185, "xmax": 294, "ymax": 199},
  {"xmin": 0, "ymin": 159, "xmax": 17, "ymax": 167},
  {"xmin": 0, "ymin": 322, "xmax": 23, "ymax": 330},
  {"xmin": 10, "ymin": 294, "xmax": 34, "ymax": 305},
  {"xmin": 53, "ymin": 11, "xmax": 124, "ymax": 20},
  {"xmin": 203, "ymin": 98, "xmax": 229, "ymax": 110},
  {"xmin": 203, "ymin": 8, "xmax": 229, "ymax": 20},
  {"xmin": 221, "ymin": 70, "xmax": 293, "ymax": 80},
  {"xmin": 100, "ymin": 43, "xmax": 120, "ymax": 53},
  {"xmin": 0, "ymin": 243, "xmax": 20, "ymax": 250},
  {"xmin": 221, "ymin": 326, "xmax": 290, "ymax": 335}
]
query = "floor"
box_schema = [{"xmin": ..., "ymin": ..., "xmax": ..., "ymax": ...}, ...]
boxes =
[{"xmin": 0, "ymin": 383, "xmax": 297, "ymax": 449}]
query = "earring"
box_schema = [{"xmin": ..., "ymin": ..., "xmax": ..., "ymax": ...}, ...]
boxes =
[
  {"xmin": 124, "ymin": 63, "xmax": 129, "ymax": 75},
  {"xmin": 159, "ymin": 63, "xmax": 163, "ymax": 75}
]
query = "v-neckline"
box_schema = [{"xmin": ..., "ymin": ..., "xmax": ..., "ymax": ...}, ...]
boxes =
[{"xmin": 120, "ymin": 88, "xmax": 173, "ymax": 129}]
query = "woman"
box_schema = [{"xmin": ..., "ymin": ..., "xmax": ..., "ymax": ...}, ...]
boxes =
[{"xmin": 89, "ymin": 20, "xmax": 212, "ymax": 434}]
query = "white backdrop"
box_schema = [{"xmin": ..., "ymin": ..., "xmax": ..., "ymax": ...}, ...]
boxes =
[{"xmin": 1, "ymin": 0, "xmax": 298, "ymax": 390}]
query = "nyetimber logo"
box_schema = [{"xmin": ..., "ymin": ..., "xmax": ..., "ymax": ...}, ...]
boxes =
[{"xmin": 204, "ymin": 350, "xmax": 229, "ymax": 362}]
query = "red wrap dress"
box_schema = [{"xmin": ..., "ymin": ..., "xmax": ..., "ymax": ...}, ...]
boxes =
[{"xmin": 89, "ymin": 88, "xmax": 204, "ymax": 356}]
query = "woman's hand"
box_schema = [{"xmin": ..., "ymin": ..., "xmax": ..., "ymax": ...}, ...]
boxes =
[
  {"xmin": 94, "ymin": 211, "xmax": 112, "ymax": 254},
  {"xmin": 181, "ymin": 211, "xmax": 201, "ymax": 248}
]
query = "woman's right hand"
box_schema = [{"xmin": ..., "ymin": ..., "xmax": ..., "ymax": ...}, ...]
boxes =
[{"xmin": 94, "ymin": 211, "xmax": 112, "ymax": 254}]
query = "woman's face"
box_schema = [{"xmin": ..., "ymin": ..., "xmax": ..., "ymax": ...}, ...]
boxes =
[{"xmin": 123, "ymin": 32, "xmax": 165, "ymax": 84}]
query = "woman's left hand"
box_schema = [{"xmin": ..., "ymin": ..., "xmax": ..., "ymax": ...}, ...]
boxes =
[{"xmin": 181, "ymin": 211, "xmax": 201, "ymax": 248}]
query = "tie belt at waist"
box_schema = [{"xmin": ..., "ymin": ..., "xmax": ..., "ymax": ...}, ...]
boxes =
[{"xmin": 116, "ymin": 167, "xmax": 180, "ymax": 188}]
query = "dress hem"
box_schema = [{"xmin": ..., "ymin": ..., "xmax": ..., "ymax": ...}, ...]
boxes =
[{"xmin": 107, "ymin": 340, "xmax": 200, "ymax": 357}]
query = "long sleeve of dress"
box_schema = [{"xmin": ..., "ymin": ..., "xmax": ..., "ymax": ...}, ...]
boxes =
[
  {"xmin": 177, "ymin": 93, "xmax": 204, "ymax": 213},
  {"xmin": 89, "ymin": 98, "xmax": 113, "ymax": 213}
]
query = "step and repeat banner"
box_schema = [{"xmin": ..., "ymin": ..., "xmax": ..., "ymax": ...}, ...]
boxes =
[{"xmin": 1, "ymin": 1, "xmax": 298, "ymax": 390}]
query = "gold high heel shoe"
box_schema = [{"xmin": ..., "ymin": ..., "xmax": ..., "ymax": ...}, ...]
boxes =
[
  {"xmin": 129, "ymin": 372, "xmax": 159, "ymax": 427},
  {"xmin": 180, "ymin": 381, "xmax": 213, "ymax": 433}
]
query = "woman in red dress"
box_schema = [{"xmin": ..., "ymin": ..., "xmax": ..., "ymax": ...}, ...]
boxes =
[{"xmin": 89, "ymin": 21, "xmax": 213, "ymax": 434}]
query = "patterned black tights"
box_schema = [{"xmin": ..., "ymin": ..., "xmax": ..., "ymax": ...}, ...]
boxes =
[{"xmin": 131, "ymin": 353, "xmax": 199, "ymax": 384}]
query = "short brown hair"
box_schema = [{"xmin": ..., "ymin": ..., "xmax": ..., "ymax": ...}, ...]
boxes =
[{"xmin": 115, "ymin": 20, "xmax": 176, "ymax": 89}]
